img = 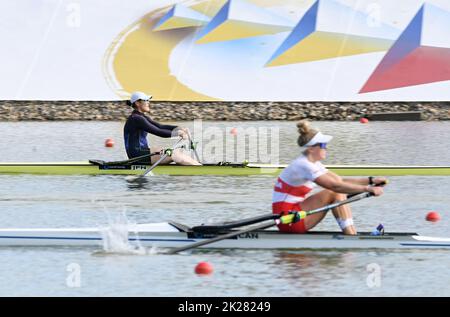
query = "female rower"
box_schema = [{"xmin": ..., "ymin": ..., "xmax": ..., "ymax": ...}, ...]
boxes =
[
  {"xmin": 124, "ymin": 91, "xmax": 201, "ymax": 165},
  {"xmin": 272, "ymin": 120, "xmax": 386, "ymax": 235}
]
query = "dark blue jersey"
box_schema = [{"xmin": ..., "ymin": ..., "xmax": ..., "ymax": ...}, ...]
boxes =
[{"xmin": 123, "ymin": 110, "xmax": 177, "ymax": 159}]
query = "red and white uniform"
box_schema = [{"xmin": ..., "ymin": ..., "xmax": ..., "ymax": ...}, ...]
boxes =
[{"xmin": 272, "ymin": 155, "xmax": 328, "ymax": 233}]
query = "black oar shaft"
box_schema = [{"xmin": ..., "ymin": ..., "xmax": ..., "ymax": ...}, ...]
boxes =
[
  {"xmin": 118, "ymin": 152, "xmax": 159, "ymax": 164},
  {"xmin": 168, "ymin": 221, "xmax": 276, "ymax": 254},
  {"xmin": 191, "ymin": 214, "xmax": 278, "ymax": 233}
]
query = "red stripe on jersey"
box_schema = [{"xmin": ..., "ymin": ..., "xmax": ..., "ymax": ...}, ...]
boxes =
[{"xmin": 274, "ymin": 177, "xmax": 312, "ymax": 197}]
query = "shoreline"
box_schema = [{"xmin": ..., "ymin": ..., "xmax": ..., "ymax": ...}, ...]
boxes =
[{"xmin": 1, "ymin": 101, "xmax": 449, "ymax": 121}]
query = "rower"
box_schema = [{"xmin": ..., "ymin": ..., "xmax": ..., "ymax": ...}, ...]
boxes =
[
  {"xmin": 272, "ymin": 120, "xmax": 386, "ymax": 235},
  {"xmin": 124, "ymin": 92, "xmax": 201, "ymax": 165}
]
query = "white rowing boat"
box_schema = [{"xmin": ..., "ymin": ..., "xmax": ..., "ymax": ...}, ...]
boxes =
[{"xmin": 1, "ymin": 222, "xmax": 449, "ymax": 250}]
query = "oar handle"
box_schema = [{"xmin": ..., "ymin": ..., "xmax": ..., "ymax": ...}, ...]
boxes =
[
  {"xmin": 371, "ymin": 180, "xmax": 388, "ymax": 188},
  {"xmin": 348, "ymin": 180, "xmax": 387, "ymax": 199}
]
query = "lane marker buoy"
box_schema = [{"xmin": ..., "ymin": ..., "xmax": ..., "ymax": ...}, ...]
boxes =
[{"xmin": 195, "ymin": 262, "xmax": 213, "ymax": 275}]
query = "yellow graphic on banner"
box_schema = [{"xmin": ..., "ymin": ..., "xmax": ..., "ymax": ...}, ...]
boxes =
[
  {"xmin": 197, "ymin": 20, "xmax": 291, "ymax": 43},
  {"xmin": 267, "ymin": 31, "xmax": 393, "ymax": 66},
  {"xmin": 153, "ymin": 16, "xmax": 208, "ymax": 31},
  {"xmin": 153, "ymin": 4, "xmax": 210, "ymax": 31},
  {"xmin": 190, "ymin": 0, "xmax": 227, "ymax": 17},
  {"xmin": 105, "ymin": 7, "xmax": 216, "ymax": 101}
]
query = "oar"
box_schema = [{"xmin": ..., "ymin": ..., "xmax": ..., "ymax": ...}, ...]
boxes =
[
  {"xmin": 168, "ymin": 192, "xmax": 373, "ymax": 254},
  {"xmin": 101, "ymin": 151, "xmax": 162, "ymax": 166},
  {"xmin": 187, "ymin": 130, "xmax": 201, "ymax": 163},
  {"xmin": 125, "ymin": 138, "xmax": 184, "ymax": 183},
  {"xmin": 138, "ymin": 138, "xmax": 184, "ymax": 178}
]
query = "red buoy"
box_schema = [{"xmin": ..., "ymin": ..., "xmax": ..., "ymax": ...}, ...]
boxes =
[
  {"xmin": 426, "ymin": 211, "xmax": 441, "ymax": 222},
  {"xmin": 195, "ymin": 262, "xmax": 213, "ymax": 275},
  {"xmin": 105, "ymin": 138, "xmax": 115, "ymax": 147},
  {"xmin": 360, "ymin": 118, "xmax": 369, "ymax": 124},
  {"xmin": 230, "ymin": 128, "xmax": 238, "ymax": 136}
]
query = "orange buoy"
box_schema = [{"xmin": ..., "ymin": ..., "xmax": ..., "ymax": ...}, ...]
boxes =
[
  {"xmin": 426, "ymin": 211, "xmax": 441, "ymax": 222},
  {"xmin": 195, "ymin": 262, "xmax": 213, "ymax": 275},
  {"xmin": 105, "ymin": 138, "xmax": 115, "ymax": 147},
  {"xmin": 230, "ymin": 128, "xmax": 238, "ymax": 136},
  {"xmin": 359, "ymin": 117, "xmax": 369, "ymax": 124}
]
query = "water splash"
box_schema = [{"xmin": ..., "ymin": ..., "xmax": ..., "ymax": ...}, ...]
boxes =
[{"xmin": 97, "ymin": 208, "xmax": 149, "ymax": 255}]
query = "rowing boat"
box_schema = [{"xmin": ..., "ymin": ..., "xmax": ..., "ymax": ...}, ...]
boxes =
[
  {"xmin": 1, "ymin": 222, "xmax": 449, "ymax": 249},
  {"xmin": 1, "ymin": 160, "xmax": 450, "ymax": 176}
]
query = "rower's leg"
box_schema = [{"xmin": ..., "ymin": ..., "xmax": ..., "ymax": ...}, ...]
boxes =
[
  {"xmin": 300, "ymin": 190, "xmax": 334, "ymax": 231},
  {"xmin": 171, "ymin": 149, "xmax": 202, "ymax": 166},
  {"xmin": 301, "ymin": 190, "xmax": 356, "ymax": 235},
  {"xmin": 330, "ymin": 193, "xmax": 357, "ymax": 235}
]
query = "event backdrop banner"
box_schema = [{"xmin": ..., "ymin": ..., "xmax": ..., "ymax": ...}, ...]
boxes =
[{"xmin": 1, "ymin": 0, "xmax": 449, "ymax": 101}]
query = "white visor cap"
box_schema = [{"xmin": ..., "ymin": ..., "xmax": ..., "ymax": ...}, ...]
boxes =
[
  {"xmin": 304, "ymin": 131, "xmax": 333, "ymax": 147},
  {"xmin": 130, "ymin": 91, "xmax": 152, "ymax": 104}
]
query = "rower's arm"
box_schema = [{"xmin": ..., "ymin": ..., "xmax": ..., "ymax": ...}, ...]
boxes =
[
  {"xmin": 343, "ymin": 178, "xmax": 370, "ymax": 185},
  {"xmin": 326, "ymin": 171, "xmax": 387, "ymax": 186},
  {"xmin": 136, "ymin": 116, "xmax": 173, "ymax": 138},
  {"xmin": 315, "ymin": 172, "xmax": 372, "ymax": 194},
  {"xmin": 146, "ymin": 117, "xmax": 178, "ymax": 131}
]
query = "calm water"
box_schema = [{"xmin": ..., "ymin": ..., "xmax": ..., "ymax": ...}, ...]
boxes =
[{"xmin": 0, "ymin": 121, "xmax": 449, "ymax": 296}]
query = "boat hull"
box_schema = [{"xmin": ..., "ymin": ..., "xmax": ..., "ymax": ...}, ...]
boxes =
[
  {"xmin": 1, "ymin": 223, "xmax": 449, "ymax": 249},
  {"xmin": 0, "ymin": 162, "xmax": 449, "ymax": 176}
]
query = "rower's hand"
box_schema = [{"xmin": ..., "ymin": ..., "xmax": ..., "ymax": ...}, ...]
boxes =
[
  {"xmin": 177, "ymin": 127, "xmax": 190, "ymax": 134},
  {"xmin": 368, "ymin": 186, "xmax": 384, "ymax": 196},
  {"xmin": 177, "ymin": 129, "xmax": 188, "ymax": 140},
  {"xmin": 373, "ymin": 177, "xmax": 388, "ymax": 186}
]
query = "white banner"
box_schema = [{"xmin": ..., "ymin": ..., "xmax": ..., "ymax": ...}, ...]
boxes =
[{"xmin": 1, "ymin": 0, "xmax": 449, "ymax": 101}]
